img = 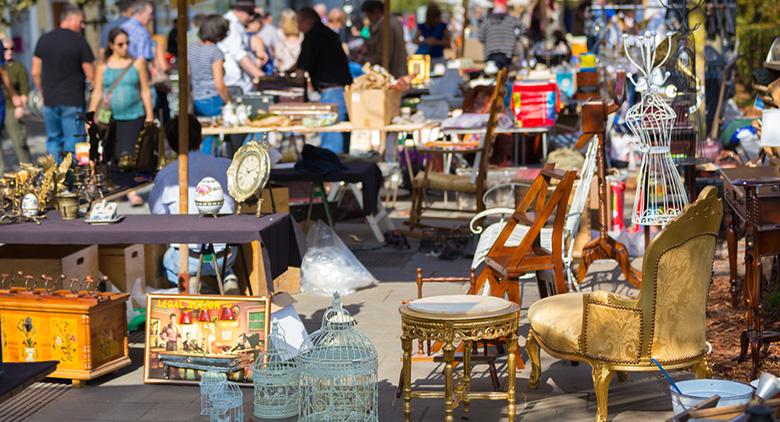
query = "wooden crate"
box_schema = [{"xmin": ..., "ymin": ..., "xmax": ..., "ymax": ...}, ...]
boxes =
[
  {"xmin": 272, "ymin": 267, "xmax": 300, "ymax": 294},
  {"xmin": 0, "ymin": 245, "xmax": 99, "ymax": 289},
  {"xmin": 144, "ymin": 244, "xmax": 169, "ymax": 289},
  {"xmin": 240, "ymin": 186, "xmax": 290, "ymax": 214},
  {"xmin": 0, "ymin": 290, "xmax": 131, "ymax": 386},
  {"xmin": 99, "ymin": 244, "xmax": 145, "ymax": 305}
]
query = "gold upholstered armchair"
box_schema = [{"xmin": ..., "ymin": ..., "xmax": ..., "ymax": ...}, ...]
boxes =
[{"xmin": 526, "ymin": 186, "xmax": 723, "ymax": 422}]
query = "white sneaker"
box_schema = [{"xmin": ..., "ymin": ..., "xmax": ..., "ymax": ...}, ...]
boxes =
[{"xmin": 223, "ymin": 275, "xmax": 241, "ymax": 295}]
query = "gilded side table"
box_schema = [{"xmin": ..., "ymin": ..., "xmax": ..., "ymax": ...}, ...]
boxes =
[{"xmin": 399, "ymin": 295, "xmax": 520, "ymax": 422}]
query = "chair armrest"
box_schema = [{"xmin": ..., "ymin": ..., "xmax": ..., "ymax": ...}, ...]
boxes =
[
  {"xmin": 579, "ymin": 292, "xmax": 642, "ymax": 363},
  {"xmin": 469, "ymin": 208, "xmax": 515, "ymax": 234}
]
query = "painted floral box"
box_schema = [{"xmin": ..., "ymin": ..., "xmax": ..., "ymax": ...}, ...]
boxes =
[{"xmin": 0, "ymin": 290, "xmax": 130, "ymax": 387}]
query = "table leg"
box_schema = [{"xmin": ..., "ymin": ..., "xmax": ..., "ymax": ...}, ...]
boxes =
[
  {"xmin": 747, "ymin": 250, "xmax": 763, "ymax": 379},
  {"xmin": 463, "ymin": 341, "xmax": 472, "ymax": 414},
  {"xmin": 506, "ymin": 333, "xmax": 518, "ymax": 422},
  {"xmin": 542, "ymin": 131, "xmax": 548, "ymax": 162},
  {"xmin": 443, "ymin": 341, "xmax": 455, "ymax": 422},
  {"xmin": 248, "ymin": 240, "xmax": 269, "ymax": 296},
  {"xmin": 726, "ymin": 209, "xmax": 741, "ymax": 306},
  {"xmin": 402, "ymin": 335, "xmax": 412, "ymax": 422},
  {"xmin": 315, "ymin": 181, "xmax": 335, "ymax": 227}
]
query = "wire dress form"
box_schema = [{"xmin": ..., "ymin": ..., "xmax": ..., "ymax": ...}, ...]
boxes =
[
  {"xmin": 624, "ymin": 33, "xmax": 688, "ymax": 226},
  {"xmin": 253, "ymin": 321, "xmax": 299, "ymax": 419},
  {"xmin": 297, "ymin": 293, "xmax": 379, "ymax": 422}
]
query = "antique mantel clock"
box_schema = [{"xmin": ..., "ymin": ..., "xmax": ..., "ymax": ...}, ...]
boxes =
[{"xmin": 227, "ymin": 141, "xmax": 271, "ymax": 217}]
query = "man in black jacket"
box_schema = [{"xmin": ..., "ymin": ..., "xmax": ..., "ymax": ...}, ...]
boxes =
[{"xmin": 295, "ymin": 7, "xmax": 353, "ymax": 153}]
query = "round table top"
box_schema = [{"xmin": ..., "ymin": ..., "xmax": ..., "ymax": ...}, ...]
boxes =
[{"xmin": 400, "ymin": 294, "xmax": 518, "ymax": 320}]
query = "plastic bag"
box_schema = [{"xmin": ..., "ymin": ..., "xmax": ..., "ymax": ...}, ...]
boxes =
[{"xmin": 301, "ymin": 220, "xmax": 377, "ymax": 296}]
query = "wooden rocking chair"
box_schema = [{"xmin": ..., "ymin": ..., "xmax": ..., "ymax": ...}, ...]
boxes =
[
  {"xmin": 470, "ymin": 164, "xmax": 577, "ymax": 301},
  {"xmin": 407, "ymin": 69, "xmax": 507, "ymax": 230}
]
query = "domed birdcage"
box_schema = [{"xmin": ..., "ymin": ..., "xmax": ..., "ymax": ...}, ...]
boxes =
[
  {"xmin": 200, "ymin": 371, "xmax": 227, "ymax": 416},
  {"xmin": 297, "ymin": 293, "xmax": 378, "ymax": 422},
  {"xmin": 253, "ymin": 321, "xmax": 299, "ymax": 419},
  {"xmin": 208, "ymin": 381, "xmax": 244, "ymax": 422},
  {"xmin": 624, "ymin": 32, "xmax": 688, "ymax": 226}
]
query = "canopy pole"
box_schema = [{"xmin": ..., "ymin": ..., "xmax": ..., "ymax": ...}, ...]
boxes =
[
  {"xmin": 460, "ymin": 0, "xmax": 468, "ymax": 57},
  {"xmin": 177, "ymin": 0, "xmax": 190, "ymax": 290},
  {"xmin": 382, "ymin": 0, "xmax": 391, "ymax": 70}
]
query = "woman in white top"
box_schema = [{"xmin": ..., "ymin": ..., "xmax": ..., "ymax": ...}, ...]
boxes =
[{"xmin": 273, "ymin": 9, "xmax": 302, "ymax": 73}]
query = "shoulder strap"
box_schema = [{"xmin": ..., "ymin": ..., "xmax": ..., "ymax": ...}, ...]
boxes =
[{"xmin": 106, "ymin": 61, "xmax": 135, "ymax": 96}]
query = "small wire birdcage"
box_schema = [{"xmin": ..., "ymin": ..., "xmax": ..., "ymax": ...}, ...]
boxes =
[
  {"xmin": 253, "ymin": 321, "xmax": 299, "ymax": 419},
  {"xmin": 209, "ymin": 381, "xmax": 244, "ymax": 422},
  {"xmin": 624, "ymin": 32, "xmax": 689, "ymax": 226},
  {"xmin": 200, "ymin": 371, "xmax": 227, "ymax": 416},
  {"xmin": 297, "ymin": 293, "xmax": 378, "ymax": 422}
]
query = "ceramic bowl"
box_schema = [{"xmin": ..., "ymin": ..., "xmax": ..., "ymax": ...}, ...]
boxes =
[
  {"xmin": 195, "ymin": 177, "xmax": 224, "ymax": 216},
  {"xmin": 21, "ymin": 193, "xmax": 39, "ymax": 218}
]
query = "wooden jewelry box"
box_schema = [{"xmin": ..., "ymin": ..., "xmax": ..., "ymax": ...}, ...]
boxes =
[{"xmin": 0, "ymin": 288, "xmax": 131, "ymax": 386}]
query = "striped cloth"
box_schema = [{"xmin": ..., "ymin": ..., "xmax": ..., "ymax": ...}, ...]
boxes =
[{"xmin": 478, "ymin": 13, "xmax": 525, "ymax": 59}]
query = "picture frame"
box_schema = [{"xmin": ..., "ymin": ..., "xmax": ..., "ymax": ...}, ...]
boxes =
[
  {"xmin": 408, "ymin": 54, "xmax": 431, "ymax": 87},
  {"xmin": 143, "ymin": 294, "xmax": 271, "ymax": 386}
]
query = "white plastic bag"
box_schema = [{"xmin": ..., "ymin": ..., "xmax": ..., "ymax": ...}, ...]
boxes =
[{"xmin": 301, "ymin": 220, "xmax": 377, "ymax": 296}]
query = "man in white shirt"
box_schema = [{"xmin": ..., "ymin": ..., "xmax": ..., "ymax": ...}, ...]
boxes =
[
  {"xmin": 219, "ymin": 1, "xmax": 265, "ymax": 95},
  {"xmin": 148, "ymin": 115, "xmax": 237, "ymax": 291}
]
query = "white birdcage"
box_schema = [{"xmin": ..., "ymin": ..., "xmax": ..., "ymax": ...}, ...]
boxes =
[
  {"xmin": 208, "ymin": 381, "xmax": 244, "ymax": 422},
  {"xmin": 624, "ymin": 32, "xmax": 688, "ymax": 226},
  {"xmin": 297, "ymin": 293, "xmax": 379, "ymax": 422},
  {"xmin": 200, "ymin": 371, "xmax": 227, "ymax": 416},
  {"xmin": 253, "ymin": 321, "xmax": 299, "ymax": 419}
]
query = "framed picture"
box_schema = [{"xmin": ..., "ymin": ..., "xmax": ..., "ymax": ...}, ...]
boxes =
[
  {"xmin": 407, "ymin": 54, "xmax": 431, "ymax": 87},
  {"xmin": 143, "ymin": 294, "xmax": 270, "ymax": 386}
]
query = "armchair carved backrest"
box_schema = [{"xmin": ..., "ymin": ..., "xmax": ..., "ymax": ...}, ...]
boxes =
[{"xmin": 636, "ymin": 185, "xmax": 723, "ymax": 362}]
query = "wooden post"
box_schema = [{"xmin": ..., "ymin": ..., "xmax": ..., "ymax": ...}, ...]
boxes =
[
  {"xmin": 460, "ymin": 0, "xmax": 468, "ymax": 58},
  {"xmin": 177, "ymin": 0, "xmax": 190, "ymax": 287},
  {"xmin": 382, "ymin": 0, "xmax": 391, "ymax": 71}
]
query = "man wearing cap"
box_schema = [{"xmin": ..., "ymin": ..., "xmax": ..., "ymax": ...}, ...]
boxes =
[
  {"xmin": 478, "ymin": 0, "xmax": 527, "ymax": 69},
  {"xmin": 294, "ymin": 7, "xmax": 353, "ymax": 153},
  {"xmin": 219, "ymin": 0, "xmax": 265, "ymax": 96}
]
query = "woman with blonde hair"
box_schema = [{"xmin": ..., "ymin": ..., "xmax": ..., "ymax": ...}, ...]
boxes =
[{"xmin": 274, "ymin": 9, "xmax": 302, "ymax": 72}]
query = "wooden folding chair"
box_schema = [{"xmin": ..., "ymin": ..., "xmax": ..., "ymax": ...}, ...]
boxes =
[
  {"xmin": 471, "ymin": 164, "xmax": 577, "ymax": 302},
  {"xmin": 407, "ymin": 69, "xmax": 507, "ymax": 230}
]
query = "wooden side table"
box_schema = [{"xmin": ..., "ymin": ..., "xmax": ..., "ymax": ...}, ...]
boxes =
[
  {"xmin": 399, "ymin": 295, "xmax": 520, "ymax": 422},
  {"xmin": 721, "ymin": 166, "xmax": 780, "ymax": 378}
]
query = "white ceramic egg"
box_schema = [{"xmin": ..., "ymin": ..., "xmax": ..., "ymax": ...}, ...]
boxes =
[
  {"xmin": 194, "ymin": 177, "xmax": 225, "ymax": 216},
  {"xmin": 21, "ymin": 193, "xmax": 39, "ymax": 218}
]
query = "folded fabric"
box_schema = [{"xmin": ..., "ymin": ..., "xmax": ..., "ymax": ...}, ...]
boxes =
[
  {"xmin": 440, "ymin": 112, "xmax": 514, "ymax": 130},
  {"xmin": 294, "ymin": 144, "xmax": 346, "ymax": 175}
]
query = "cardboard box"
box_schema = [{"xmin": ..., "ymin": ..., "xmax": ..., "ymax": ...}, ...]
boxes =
[
  {"xmin": 144, "ymin": 244, "xmax": 169, "ymax": 289},
  {"xmin": 463, "ymin": 38, "xmax": 484, "ymax": 63},
  {"xmin": 346, "ymin": 88, "xmax": 401, "ymax": 129},
  {"xmin": 0, "ymin": 245, "xmax": 99, "ymax": 289},
  {"xmin": 99, "ymin": 244, "xmax": 145, "ymax": 302},
  {"xmin": 240, "ymin": 186, "xmax": 290, "ymax": 215},
  {"xmin": 272, "ymin": 267, "xmax": 300, "ymax": 294}
]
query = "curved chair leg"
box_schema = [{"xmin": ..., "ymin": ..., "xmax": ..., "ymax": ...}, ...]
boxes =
[
  {"xmin": 527, "ymin": 329, "xmax": 541, "ymax": 389},
  {"xmin": 693, "ymin": 356, "xmax": 713, "ymax": 379},
  {"xmin": 591, "ymin": 364, "xmax": 614, "ymax": 422}
]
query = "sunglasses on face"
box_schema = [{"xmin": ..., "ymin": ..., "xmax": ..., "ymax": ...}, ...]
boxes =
[
  {"xmin": 114, "ymin": 42, "xmax": 128, "ymax": 47},
  {"xmin": 3, "ymin": 48, "xmax": 12, "ymax": 51}
]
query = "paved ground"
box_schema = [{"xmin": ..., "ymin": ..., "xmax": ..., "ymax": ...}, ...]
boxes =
[{"xmin": 0, "ymin": 123, "xmax": 686, "ymax": 421}]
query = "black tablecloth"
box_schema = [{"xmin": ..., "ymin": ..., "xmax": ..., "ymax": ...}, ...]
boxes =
[
  {"xmin": 270, "ymin": 161, "xmax": 383, "ymax": 215},
  {"xmin": 0, "ymin": 361, "xmax": 58, "ymax": 403},
  {"xmin": 0, "ymin": 213, "xmax": 301, "ymax": 280}
]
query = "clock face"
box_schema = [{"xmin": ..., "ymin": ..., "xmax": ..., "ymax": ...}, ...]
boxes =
[{"xmin": 227, "ymin": 142, "xmax": 271, "ymax": 203}]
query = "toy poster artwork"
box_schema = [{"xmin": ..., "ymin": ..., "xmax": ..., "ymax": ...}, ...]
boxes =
[{"xmin": 143, "ymin": 294, "xmax": 270, "ymax": 385}]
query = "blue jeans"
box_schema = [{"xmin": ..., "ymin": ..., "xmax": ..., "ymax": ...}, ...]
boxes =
[
  {"xmin": 194, "ymin": 96, "xmax": 224, "ymax": 155},
  {"xmin": 43, "ymin": 105, "xmax": 84, "ymax": 161},
  {"xmin": 319, "ymin": 87, "xmax": 348, "ymax": 154},
  {"xmin": 163, "ymin": 245, "xmax": 236, "ymax": 284}
]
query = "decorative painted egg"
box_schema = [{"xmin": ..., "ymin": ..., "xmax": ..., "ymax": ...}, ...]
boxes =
[
  {"xmin": 21, "ymin": 193, "xmax": 39, "ymax": 218},
  {"xmin": 194, "ymin": 177, "xmax": 225, "ymax": 217}
]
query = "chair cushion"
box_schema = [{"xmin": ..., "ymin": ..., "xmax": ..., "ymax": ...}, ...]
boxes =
[
  {"xmin": 406, "ymin": 294, "xmax": 514, "ymax": 317},
  {"xmin": 413, "ymin": 172, "xmax": 476, "ymax": 193},
  {"xmin": 528, "ymin": 293, "xmax": 584, "ymax": 355},
  {"xmin": 471, "ymin": 222, "xmax": 553, "ymax": 270}
]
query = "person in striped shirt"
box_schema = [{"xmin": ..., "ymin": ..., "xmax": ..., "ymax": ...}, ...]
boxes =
[{"xmin": 478, "ymin": 0, "xmax": 526, "ymax": 69}]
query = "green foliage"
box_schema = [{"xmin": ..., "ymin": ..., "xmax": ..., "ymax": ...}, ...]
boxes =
[
  {"xmin": 735, "ymin": 23, "xmax": 780, "ymax": 85},
  {"xmin": 0, "ymin": 0, "xmax": 37, "ymax": 26}
]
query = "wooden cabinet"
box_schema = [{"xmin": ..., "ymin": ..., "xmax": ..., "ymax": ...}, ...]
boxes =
[{"xmin": 0, "ymin": 290, "xmax": 131, "ymax": 386}]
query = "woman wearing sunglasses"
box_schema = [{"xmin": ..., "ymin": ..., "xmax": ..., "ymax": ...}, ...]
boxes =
[{"xmin": 88, "ymin": 27, "xmax": 154, "ymax": 164}]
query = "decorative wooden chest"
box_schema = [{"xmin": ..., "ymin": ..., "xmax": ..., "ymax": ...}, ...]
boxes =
[{"xmin": 0, "ymin": 289, "xmax": 131, "ymax": 386}]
